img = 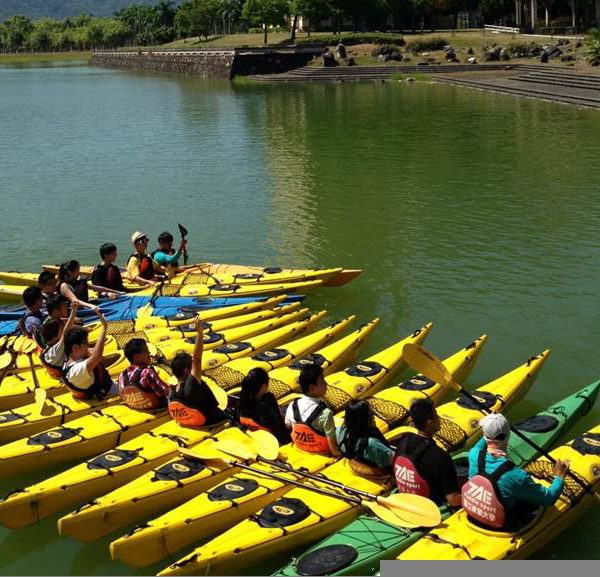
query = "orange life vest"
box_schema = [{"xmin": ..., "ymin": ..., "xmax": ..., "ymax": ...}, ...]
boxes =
[
  {"xmin": 239, "ymin": 415, "xmax": 271, "ymax": 433},
  {"xmin": 168, "ymin": 400, "xmax": 207, "ymax": 428},
  {"xmin": 290, "ymin": 399, "xmax": 331, "ymax": 454},
  {"xmin": 119, "ymin": 367, "xmax": 164, "ymax": 411}
]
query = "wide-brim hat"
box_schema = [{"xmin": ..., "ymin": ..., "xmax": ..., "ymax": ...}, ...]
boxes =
[{"xmin": 131, "ymin": 231, "xmax": 148, "ymax": 244}]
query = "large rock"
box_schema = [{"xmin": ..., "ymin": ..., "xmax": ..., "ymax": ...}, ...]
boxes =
[
  {"xmin": 540, "ymin": 51, "xmax": 549, "ymax": 63},
  {"xmin": 336, "ymin": 43, "xmax": 347, "ymax": 59}
]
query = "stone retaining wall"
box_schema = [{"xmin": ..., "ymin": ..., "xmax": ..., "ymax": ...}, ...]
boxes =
[{"xmin": 91, "ymin": 48, "xmax": 322, "ymax": 80}]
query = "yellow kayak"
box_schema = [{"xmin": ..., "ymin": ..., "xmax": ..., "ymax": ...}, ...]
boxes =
[
  {"xmin": 0, "ymin": 313, "xmax": 323, "ymax": 485},
  {"xmin": 158, "ymin": 349, "xmax": 549, "ymax": 576},
  {"xmin": 57, "ymin": 319, "xmax": 380, "ymax": 542},
  {"xmin": 108, "ymin": 334, "xmax": 482, "ymax": 568},
  {"xmin": 399, "ymin": 421, "xmax": 600, "ymax": 560}
]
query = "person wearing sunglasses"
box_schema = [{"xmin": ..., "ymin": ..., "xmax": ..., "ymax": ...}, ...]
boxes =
[{"xmin": 127, "ymin": 232, "xmax": 158, "ymax": 287}]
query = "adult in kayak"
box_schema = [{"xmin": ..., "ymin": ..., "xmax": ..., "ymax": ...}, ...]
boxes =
[
  {"xmin": 336, "ymin": 399, "xmax": 394, "ymax": 476},
  {"xmin": 62, "ymin": 311, "xmax": 117, "ymax": 399},
  {"xmin": 19, "ymin": 286, "xmax": 45, "ymax": 341},
  {"xmin": 237, "ymin": 367, "xmax": 291, "ymax": 445},
  {"xmin": 118, "ymin": 338, "xmax": 171, "ymax": 410},
  {"xmin": 284, "ymin": 364, "xmax": 341, "ymax": 456},
  {"xmin": 151, "ymin": 231, "xmax": 187, "ymax": 272},
  {"xmin": 40, "ymin": 302, "xmax": 79, "ymax": 375},
  {"xmin": 168, "ymin": 318, "xmax": 228, "ymax": 427},
  {"xmin": 393, "ymin": 398, "xmax": 461, "ymax": 507},
  {"xmin": 92, "ymin": 243, "xmax": 126, "ymax": 298},
  {"xmin": 463, "ymin": 413, "xmax": 570, "ymax": 532},
  {"xmin": 127, "ymin": 232, "xmax": 159, "ymax": 287},
  {"xmin": 38, "ymin": 270, "xmax": 58, "ymax": 316}
]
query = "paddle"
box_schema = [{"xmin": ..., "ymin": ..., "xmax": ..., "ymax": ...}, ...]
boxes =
[
  {"xmin": 136, "ymin": 278, "xmax": 168, "ymax": 319},
  {"xmin": 403, "ymin": 343, "xmax": 600, "ymax": 502},
  {"xmin": 25, "ymin": 348, "xmax": 47, "ymax": 413},
  {"xmin": 178, "ymin": 223, "xmax": 189, "ymax": 266},
  {"xmin": 180, "ymin": 447, "xmax": 441, "ymax": 528}
]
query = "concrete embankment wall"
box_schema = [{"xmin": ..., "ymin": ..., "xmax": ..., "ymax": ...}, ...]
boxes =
[{"xmin": 91, "ymin": 48, "xmax": 322, "ymax": 79}]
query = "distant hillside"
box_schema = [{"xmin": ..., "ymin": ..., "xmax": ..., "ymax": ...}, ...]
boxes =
[{"xmin": 0, "ymin": 1, "xmax": 176, "ymax": 21}]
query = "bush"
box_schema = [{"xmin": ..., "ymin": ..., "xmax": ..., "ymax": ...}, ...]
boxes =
[
  {"xmin": 585, "ymin": 28, "xmax": 600, "ymax": 63},
  {"xmin": 371, "ymin": 44, "xmax": 404, "ymax": 57},
  {"xmin": 295, "ymin": 33, "xmax": 405, "ymax": 47},
  {"xmin": 405, "ymin": 37, "xmax": 448, "ymax": 54}
]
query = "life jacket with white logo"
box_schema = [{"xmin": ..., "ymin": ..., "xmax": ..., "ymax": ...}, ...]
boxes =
[
  {"xmin": 462, "ymin": 449, "xmax": 514, "ymax": 530},
  {"xmin": 168, "ymin": 398, "xmax": 207, "ymax": 428},
  {"xmin": 119, "ymin": 367, "xmax": 164, "ymax": 411},
  {"xmin": 290, "ymin": 400, "xmax": 331, "ymax": 454},
  {"xmin": 393, "ymin": 435, "xmax": 433, "ymax": 497}
]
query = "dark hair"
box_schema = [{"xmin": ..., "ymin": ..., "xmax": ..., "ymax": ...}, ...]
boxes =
[
  {"xmin": 238, "ymin": 368, "xmax": 270, "ymax": 417},
  {"xmin": 171, "ymin": 351, "xmax": 192, "ymax": 380},
  {"xmin": 41, "ymin": 319, "xmax": 62, "ymax": 344},
  {"xmin": 64, "ymin": 327, "xmax": 89, "ymax": 356},
  {"xmin": 343, "ymin": 400, "xmax": 389, "ymax": 455},
  {"xmin": 100, "ymin": 243, "xmax": 117, "ymax": 259},
  {"xmin": 38, "ymin": 271, "xmax": 56, "ymax": 287},
  {"xmin": 59, "ymin": 260, "xmax": 80, "ymax": 282},
  {"xmin": 124, "ymin": 338, "xmax": 149, "ymax": 363},
  {"xmin": 23, "ymin": 286, "xmax": 43, "ymax": 308},
  {"xmin": 158, "ymin": 232, "xmax": 173, "ymax": 244},
  {"xmin": 298, "ymin": 363, "xmax": 324, "ymax": 394},
  {"xmin": 47, "ymin": 294, "xmax": 69, "ymax": 316},
  {"xmin": 409, "ymin": 398, "xmax": 436, "ymax": 430}
]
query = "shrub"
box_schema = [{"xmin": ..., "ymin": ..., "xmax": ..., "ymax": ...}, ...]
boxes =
[
  {"xmin": 371, "ymin": 44, "xmax": 404, "ymax": 57},
  {"xmin": 405, "ymin": 37, "xmax": 448, "ymax": 54},
  {"xmin": 585, "ymin": 28, "xmax": 600, "ymax": 63},
  {"xmin": 294, "ymin": 33, "xmax": 405, "ymax": 47}
]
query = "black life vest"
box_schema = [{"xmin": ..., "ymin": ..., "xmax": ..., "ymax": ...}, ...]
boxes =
[
  {"xmin": 130, "ymin": 253, "xmax": 155, "ymax": 280},
  {"xmin": 59, "ymin": 278, "xmax": 89, "ymax": 303},
  {"xmin": 290, "ymin": 400, "xmax": 331, "ymax": 453},
  {"xmin": 61, "ymin": 360, "xmax": 114, "ymax": 400},
  {"xmin": 393, "ymin": 435, "xmax": 435, "ymax": 497},
  {"xmin": 462, "ymin": 449, "xmax": 514, "ymax": 530},
  {"xmin": 93, "ymin": 263, "xmax": 124, "ymax": 292}
]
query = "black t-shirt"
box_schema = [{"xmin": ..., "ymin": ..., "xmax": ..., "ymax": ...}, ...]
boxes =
[
  {"xmin": 238, "ymin": 392, "xmax": 291, "ymax": 445},
  {"xmin": 92, "ymin": 263, "xmax": 125, "ymax": 292},
  {"xmin": 394, "ymin": 433, "xmax": 459, "ymax": 506},
  {"xmin": 169, "ymin": 374, "xmax": 227, "ymax": 425}
]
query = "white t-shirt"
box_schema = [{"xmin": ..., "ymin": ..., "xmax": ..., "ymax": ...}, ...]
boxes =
[
  {"xmin": 64, "ymin": 359, "xmax": 94, "ymax": 390},
  {"xmin": 43, "ymin": 341, "xmax": 65, "ymax": 368},
  {"xmin": 284, "ymin": 395, "xmax": 336, "ymax": 438}
]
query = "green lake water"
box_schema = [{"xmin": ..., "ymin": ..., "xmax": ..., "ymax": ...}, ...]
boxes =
[{"xmin": 0, "ymin": 61, "xmax": 600, "ymax": 573}]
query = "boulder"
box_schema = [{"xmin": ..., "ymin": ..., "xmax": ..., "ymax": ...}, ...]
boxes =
[
  {"xmin": 336, "ymin": 43, "xmax": 347, "ymax": 59},
  {"xmin": 467, "ymin": 56, "xmax": 477, "ymax": 64},
  {"xmin": 540, "ymin": 51, "xmax": 549, "ymax": 63},
  {"xmin": 467, "ymin": 47, "xmax": 474, "ymax": 55}
]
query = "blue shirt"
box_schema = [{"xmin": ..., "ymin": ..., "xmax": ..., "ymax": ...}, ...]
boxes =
[
  {"xmin": 468, "ymin": 437, "xmax": 564, "ymax": 509},
  {"xmin": 152, "ymin": 250, "xmax": 181, "ymax": 267}
]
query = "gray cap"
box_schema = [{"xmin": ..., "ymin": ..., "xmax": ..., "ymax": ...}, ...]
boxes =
[{"xmin": 479, "ymin": 413, "xmax": 510, "ymax": 441}]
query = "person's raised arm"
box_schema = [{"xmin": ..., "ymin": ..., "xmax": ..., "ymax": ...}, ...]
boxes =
[
  {"xmin": 58, "ymin": 302, "xmax": 80, "ymax": 348},
  {"xmin": 86, "ymin": 311, "xmax": 107, "ymax": 372},
  {"xmin": 191, "ymin": 316, "xmax": 204, "ymax": 381}
]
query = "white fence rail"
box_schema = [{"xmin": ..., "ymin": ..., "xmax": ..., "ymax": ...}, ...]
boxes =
[{"xmin": 484, "ymin": 24, "xmax": 521, "ymax": 34}]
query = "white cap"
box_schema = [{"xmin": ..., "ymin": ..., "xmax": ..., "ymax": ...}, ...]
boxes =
[
  {"xmin": 479, "ymin": 413, "xmax": 510, "ymax": 441},
  {"xmin": 131, "ymin": 231, "xmax": 148, "ymax": 244}
]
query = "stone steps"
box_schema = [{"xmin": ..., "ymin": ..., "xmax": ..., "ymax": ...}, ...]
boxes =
[{"xmin": 514, "ymin": 75, "xmax": 600, "ymax": 91}]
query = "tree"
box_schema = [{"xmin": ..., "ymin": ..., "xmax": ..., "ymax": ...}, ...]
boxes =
[
  {"xmin": 176, "ymin": 0, "xmax": 221, "ymax": 40},
  {"xmin": 294, "ymin": 0, "xmax": 333, "ymax": 37},
  {"xmin": 1, "ymin": 15, "xmax": 33, "ymax": 52},
  {"xmin": 242, "ymin": 0, "xmax": 290, "ymax": 43}
]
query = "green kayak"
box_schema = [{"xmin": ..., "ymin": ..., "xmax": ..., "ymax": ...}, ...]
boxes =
[{"xmin": 274, "ymin": 380, "xmax": 600, "ymax": 576}]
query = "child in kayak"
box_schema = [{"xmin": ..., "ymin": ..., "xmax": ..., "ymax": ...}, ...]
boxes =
[
  {"xmin": 62, "ymin": 310, "xmax": 116, "ymax": 399},
  {"xmin": 168, "ymin": 317, "xmax": 228, "ymax": 427},
  {"xmin": 152, "ymin": 231, "xmax": 187, "ymax": 271},
  {"xmin": 463, "ymin": 413, "xmax": 569, "ymax": 531},
  {"xmin": 20, "ymin": 286, "xmax": 44, "ymax": 340},
  {"xmin": 40, "ymin": 302, "xmax": 79, "ymax": 374},
  {"xmin": 38, "ymin": 295, "xmax": 70, "ymax": 346},
  {"xmin": 118, "ymin": 338, "xmax": 171, "ymax": 410},
  {"xmin": 237, "ymin": 367, "xmax": 291, "ymax": 445},
  {"xmin": 92, "ymin": 243, "xmax": 126, "ymax": 297},
  {"xmin": 127, "ymin": 232, "xmax": 158, "ymax": 287},
  {"xmin": 284, "ymin": 364, "xmax": 341, "ymax": 456},
  {"xmin": 38, "ymin": 271, "xmax": 58, "ymax": 316},
  {"xmin": 393, "ymin": 398, "xmax": 461, "ymax": 507},
  {"xmin": 336, "ymin": 399, "xmax": 393, "ymax": 476}
]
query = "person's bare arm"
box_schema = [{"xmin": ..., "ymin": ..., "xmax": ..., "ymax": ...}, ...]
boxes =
[
  {"xmin": 86, "ymin": 311, "xmax": 107, "ymax": 372},
  {"xmin": 60, "ymin": 283, "xmax": 98, "ymax": 311}
]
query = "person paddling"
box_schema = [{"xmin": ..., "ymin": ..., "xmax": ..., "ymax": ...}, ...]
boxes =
[
  {"xmin": 62, "ymin": 310, "xmax": 116, "ymax": 399},
  {"xmin": 393, "ymin": 398, "xmax": 461, "ymax": 507},
  {"xmin": 152, "ymin": 231, "xmax": 187, "ymax": 272},
  {"xmin": 463, "ymin": 413, "xmax": 569, "ymax": 531},
  {"xmin": 336, "ymin": 399, "xmax": 394, "ymax": 476},
  {"xmin": 237, "ymin": 367, "xmax": 291, "ymax": 445},
  {"xmin": 127, "ymin": 232, "xmax": 158, "ymax": 287},
  {"xmin": 92, "ymin": 243, "xmax": 126, "ymax": 298},
  {"xmin": 118, "ymin": 338, "xmax": 171, "ymax": 410},
  {"xmin": 168, "ymin": 317, "xmax": 228, "ymax": 427},
  {"xmin": 284, "ymin": 364, "xmax": 341, "ymax": 456}
]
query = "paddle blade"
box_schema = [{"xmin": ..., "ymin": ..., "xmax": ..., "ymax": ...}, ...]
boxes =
[
  {"xmin": 0, "ymin": 352, "xmax": 13, "ymax": 371},
  {"xmin": 363, "ymin": 500, "xmax": 420, "ymax": 529},
  {"xmin": 136, "ymin": 303, "xmax": 153, "ymax": 319},
  {"xmin": 179, "ymin": 445, "xmax": 229, "ymax": 463},
  {"xmin": 376, "ymin": 493, "xmax": 442, "ymax": 528},
  {"xmin": 210, "ymin": 439, "xmax": 258, "ymax": 461},
  {"xmin": 207, "ymin": 382, "xmax": 228, "ymax": 410},
  {"xmin": 35, "ymin": 388, "xmax": 47, "ymax": 413},
  {"xmin": 245, "ymin": 429, "xmax": 280, "ymax": 460},
  {"xmin": 178, "ymin": 223, "xmax": 188, "ymax": 238},
  {"xmin": 20, "ymin": 339, "xmax": 38, "ymax": 355},
  {"xmin": 402, "ymin": 344, "xmax": 460, "ymax": 392}
]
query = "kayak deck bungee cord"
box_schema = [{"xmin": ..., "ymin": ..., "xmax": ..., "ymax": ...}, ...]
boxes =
[
  {"xmin": 156, "ymin": 349, "xmax": 549, "ymax": 576},
  {"xmin": 108, "ymin": 333, "xmax": 481, "ymax": 568},
  {"xmin": 276, "ymin": 380, "xmax": 600, "ymax": 576},
  {"xmin": 56, "ymin": 320, "xmax": 380, "ymax": 542}
]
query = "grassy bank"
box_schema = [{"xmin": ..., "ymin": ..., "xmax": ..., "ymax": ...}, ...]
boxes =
[{"xmin": 0, "ymin": 52, "xmax": 90, "ymax": 64}]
